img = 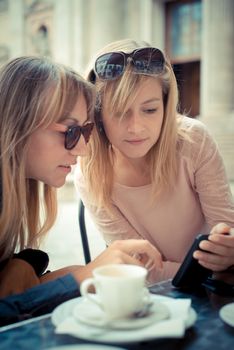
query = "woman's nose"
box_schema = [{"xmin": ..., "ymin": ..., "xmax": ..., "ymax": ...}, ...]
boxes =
[
  {"xmin": 69, "ymin": 135, "xmax": 89, "ymax": 157},
  {"xmin": 127, "ymin": 113, "xmax": 144, "ymax": 133}
]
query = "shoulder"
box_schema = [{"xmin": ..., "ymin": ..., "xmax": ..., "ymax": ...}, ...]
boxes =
[
  {"xmin": 178, "ymin": 115, "xmax": 209, "ymax": 140},
  {"xmin": 177, "ymin": 116, "xmax": 219, "ymax": 168}
]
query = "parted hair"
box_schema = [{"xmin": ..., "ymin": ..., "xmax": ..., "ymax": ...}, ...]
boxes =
[
  {"xmin": 0, "ymin": 56, "xmax": 95, "ymax": 261},
  {"xmin": 80, "ymin": 38, "xmax": 187, "ymax": 213}
]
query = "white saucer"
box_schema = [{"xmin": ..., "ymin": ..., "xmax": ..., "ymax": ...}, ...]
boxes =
[
  {"xmin": 52, "ymin": 294, "xmax": 197, "ymax": 344},
  {"xmin": 73, "ymin": 297, "xmax": 170, "ymax": 329},
  {"xmin": 219, "ymin": 302, "xmax": 234, "ymax": 327}
]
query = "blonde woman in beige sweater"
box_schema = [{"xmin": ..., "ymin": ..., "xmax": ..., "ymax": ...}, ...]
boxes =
[{"xmin": 76, "ymin": 39, "xmax": 234, "ymax": 283}]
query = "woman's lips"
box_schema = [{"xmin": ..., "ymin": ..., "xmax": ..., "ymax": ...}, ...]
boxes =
[
  {"xmin": 125, "ymin": 139, "xmax": 147, "ymax": 145},
  {"xmin": 59, "ymin": 165, "xmax": 72, "ymax": 173}
]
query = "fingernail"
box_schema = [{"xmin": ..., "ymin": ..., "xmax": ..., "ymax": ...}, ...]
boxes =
[
  {"xmin": 132, "ymin": 253, "xmax": 140, "ymax": 260},
  {"xmin": 144, "ymin": 259, "xmax": 153, "ymax": 269}
]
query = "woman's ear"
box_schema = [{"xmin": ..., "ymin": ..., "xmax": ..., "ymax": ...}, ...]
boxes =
[
  {"xmin": 94, "ymin": 109, "xmax": 107, "ymax": 139},
  {"xmin": 93, "ymin": 93, "xmax": 109, "ymax": 141},
  {"xmin": 97, "ymin": 120, "xmax": 105, "ymax": 134},
  {"xmin": 94, "ymin": 108, "xmax": 104, "ymax": 134}
]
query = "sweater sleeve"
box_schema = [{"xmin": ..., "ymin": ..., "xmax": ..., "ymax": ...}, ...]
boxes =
[
  {"xmin": 0, "ymin": 274, "xmax": 79, "ymax": 326},
  {"xmin": 187, "ymin": 119, "xmax": 234, "ymax": 229}
]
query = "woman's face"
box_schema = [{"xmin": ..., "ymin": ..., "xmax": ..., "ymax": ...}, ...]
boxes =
[
  {"xmin": 26, "ymin": 94, "xmax": 88, "ymax": 187},
  {"xmin": 102, "ymin": 77, "xmax": 164, "ymax": 160}
]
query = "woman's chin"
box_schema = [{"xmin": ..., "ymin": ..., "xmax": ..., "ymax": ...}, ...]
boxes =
[{"xmin": 46, "ymin": 177, "xmax": 66, "ymax": 188}]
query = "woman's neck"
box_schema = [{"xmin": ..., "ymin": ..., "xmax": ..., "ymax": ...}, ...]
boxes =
[{"xmin": 113, "ymin": 149, "xmax": 150, "ymax": 187}]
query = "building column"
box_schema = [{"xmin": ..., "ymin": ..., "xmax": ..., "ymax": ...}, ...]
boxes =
[
  {"xmin": 9, "ymin": 0, "xmax": 24, "ymax": 57},
  {"xmin": 200, "ymin": 0, "xmax": 234, "ymax": 179},
  {"xmin": 71, "ymin": 0, "xmax": 85, "ymax": 72},
  {"xmin": 151, "ymin": 0, "xmax": 165, "ymax": 50},
  {"xmin": 87, "ymin": 0, "xmax": 126, "ymax": 57},
  {"xmin": 53, "ymin": 0, "xmax": 73, "ymax": 65}
]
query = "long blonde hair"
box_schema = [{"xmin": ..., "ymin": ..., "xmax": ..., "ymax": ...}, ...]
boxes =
[
  {"xmin": 81, "ymin": 38, "xmax": 184, "ymax": 212},
  {"xmin": 0, "ymin": 56, "xmax": 95, "ymax": 261}
]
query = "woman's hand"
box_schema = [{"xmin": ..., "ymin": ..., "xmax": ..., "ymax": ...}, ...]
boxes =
[
  {"xmin": 73, "ymin": 239, "xmax": 162, "ymax": 283},
  {"xmin": 193, "ymin": 223, "xmax": 234, "ymax": 271},
  {"xmin": 0, "ymin": 259, "xmax": 40, "ymax": 298}
]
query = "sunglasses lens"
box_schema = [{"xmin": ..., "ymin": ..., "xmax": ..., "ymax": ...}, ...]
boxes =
[
  {"xmin": 95, "ymin": 52, "xmax": 125, "ymax": 80},
  {"xmin": 133, "ymin": 48, "xmax": 165, "ymax": 74},
  {"xmin": 65, "ymin": 126, "xmax": 81, "ymax": 150},
  {"xmin": 81, "ymin": 123, "xmax": 94, "ymax": 143},
  {"xmin": 65, "ymin": 123, "xmax": 94, "ymax": 150}
]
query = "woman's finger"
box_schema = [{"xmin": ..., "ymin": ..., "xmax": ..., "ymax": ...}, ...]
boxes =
[
  {"xmin": 210, "ymin": 223, "xmax": 231, "ymax": 235},
  {"xmin": 198, "ymin": 260, "xmax": 223, "ymax": 271},
  {"xmin": 116, "ymin": 239, "xmax": 163, "ymax": 267}
]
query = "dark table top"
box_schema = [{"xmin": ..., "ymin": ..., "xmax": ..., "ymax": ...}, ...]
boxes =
[{"xmin": 0, "ymin": 273, "xmax": 234, "ymax": 350}]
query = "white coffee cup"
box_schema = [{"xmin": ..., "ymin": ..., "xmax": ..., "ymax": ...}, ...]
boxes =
[{"xmin": 80, "ymin": 264, "xmax": 150, "ymax": 320}]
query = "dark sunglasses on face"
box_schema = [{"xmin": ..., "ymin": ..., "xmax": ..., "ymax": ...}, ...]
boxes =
[
  {"xmin": 93, "ymin": 47, "xmax": 165, "ymax": 81},
  {"xmin": 53, "ymin": 122, "xmax": 94, "ymax": 150}
]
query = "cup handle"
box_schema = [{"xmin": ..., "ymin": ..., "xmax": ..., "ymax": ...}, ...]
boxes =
[
  {"xmin": 80, "ymin": 278, "xmax": 103, "ymax": 309},
  {"xmin": 143, "ymin": 287, "xmax": 151, "ymax": 306}
]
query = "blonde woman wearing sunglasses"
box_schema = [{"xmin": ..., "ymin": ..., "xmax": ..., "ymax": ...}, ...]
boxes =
[
  {"xmin": 76, "ymin": 38, "xmax": 234, "ymax": 284},
  {"xmin": 0, "ymin": 56, "xmax": 162, "ymax": 326}
]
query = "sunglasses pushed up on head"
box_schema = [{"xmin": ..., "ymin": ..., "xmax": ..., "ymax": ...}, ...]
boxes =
[{"xmin": 90, "ymin": 47, "xmax": 165, "ymax": 82}]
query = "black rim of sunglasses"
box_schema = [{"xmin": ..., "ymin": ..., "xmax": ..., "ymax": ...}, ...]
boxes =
[
  {"xmin": 65, "ymin": 122, "xmax": 94, "ymax": 150},
  {"xmin": 94, "ymin": 47, "xmax": 165, "ymax": 81}
]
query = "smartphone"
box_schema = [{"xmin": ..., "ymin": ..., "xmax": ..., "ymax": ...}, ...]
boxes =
[{"xmin": 172, "ymin": 234, "xmax": 213, "ymax": 289}]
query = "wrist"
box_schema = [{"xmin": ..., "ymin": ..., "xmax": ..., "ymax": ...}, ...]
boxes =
[{"xmin": 72, "ymin": 265, "xmax": 92, "ymax": 284}]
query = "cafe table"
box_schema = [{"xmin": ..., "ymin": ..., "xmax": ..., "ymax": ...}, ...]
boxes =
[{"xmin": 0, "ymin": 274, "xmax": 234, "ymax": 350}]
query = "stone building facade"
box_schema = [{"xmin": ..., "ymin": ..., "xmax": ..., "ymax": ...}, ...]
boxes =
[{"xmin": 0, "ymin": 0, "xmax": 233, "ymax": 179}]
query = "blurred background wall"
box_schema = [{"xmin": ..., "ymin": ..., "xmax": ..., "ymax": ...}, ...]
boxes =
[{"xmin": 0, "ymin": 0, "xmax": 233, "ymax": 179}]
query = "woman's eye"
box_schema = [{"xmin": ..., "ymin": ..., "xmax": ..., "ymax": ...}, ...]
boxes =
[
  {"xmin": 58, "ymin": 125, "xmax": 73, "ymax": 135},
  {"xmin": 66, "ymin": 124, "xmax": 77, "ymax": 131},
  {"xmin": 143, "ymin": 108, "xmax": 157, "ymax": 114}
]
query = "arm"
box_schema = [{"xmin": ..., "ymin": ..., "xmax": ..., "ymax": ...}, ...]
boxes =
[
  {"xmin": 190, "ymin": 121, "xmax": 234, "ymax": 270},
  {"xmin": 192, "ymin": 121, "xmax": 234, "ymax": 229},
  {"xmin": 0, "ymin": 239, "xmax": 163, "ymax": 326},
  {"xmin": 0, "ymin": 274, "xmax": 79, "ymax": 326}
]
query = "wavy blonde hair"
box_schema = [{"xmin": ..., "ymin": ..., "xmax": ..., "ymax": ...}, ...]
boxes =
[
  {"xmin": 0, "ymin": 56, "xmax": 95, "ymax": 261},
  {"xmin": 80, "ymin": 38, "xmax": 186, "ymax": 213}
]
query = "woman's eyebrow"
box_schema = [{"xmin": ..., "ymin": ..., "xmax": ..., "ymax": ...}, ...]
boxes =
[
  {"xmin": 62, "ymin": 116, "xmax": 79, "ymax": 123},
  {"xmin": 61, "ymin": 116, "xmax": 89, "ymax": 125},
  {"xmin": 141, "ymin": 98, "xmax": 161, "ymax": 105}
]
